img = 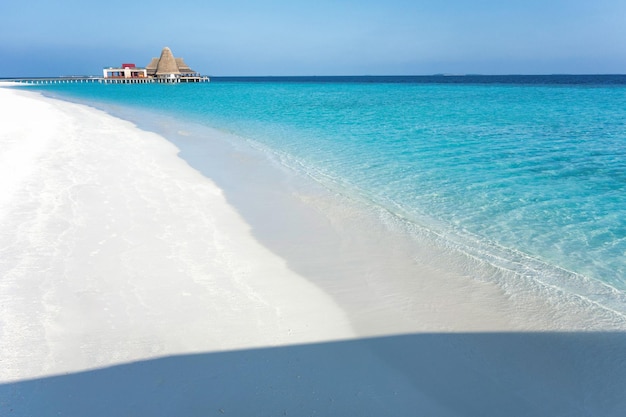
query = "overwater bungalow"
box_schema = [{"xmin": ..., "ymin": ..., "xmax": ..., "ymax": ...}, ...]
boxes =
[
  {"xmin": 103, "ymin": 47, "xmax": 209, "ymax": 83},
  {"xmin": 102, "ymin": 63, "xmax": 149, "ymax": 82}
]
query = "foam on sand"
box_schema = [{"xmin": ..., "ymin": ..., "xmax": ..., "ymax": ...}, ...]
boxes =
[{"xmin": 1, "ymin": 87, "xmax": 625, "ymax": 416}]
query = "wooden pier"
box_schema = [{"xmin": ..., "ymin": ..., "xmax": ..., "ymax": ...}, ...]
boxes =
[
  {"xmin": 2, "ymin": 76, "xmax": 210, "ymax": 85},
  {"xmin": 3, "ymin": 47, "xmax": 211, "ymax": 86}
]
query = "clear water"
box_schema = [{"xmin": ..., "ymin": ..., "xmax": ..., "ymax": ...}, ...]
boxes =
[{"xmin": 33, "ymin": 76, "xmax": 626, "ymax": 316}]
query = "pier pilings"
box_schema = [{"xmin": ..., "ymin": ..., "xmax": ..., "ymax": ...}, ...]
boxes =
[{"xmin": 2, "ymin": 76, "xmax": 210, "ymax": 85}]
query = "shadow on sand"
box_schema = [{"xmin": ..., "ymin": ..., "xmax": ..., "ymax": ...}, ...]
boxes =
[{"xmin": 2, "ymin": 332, "xmax": 625, "ymax": 417}]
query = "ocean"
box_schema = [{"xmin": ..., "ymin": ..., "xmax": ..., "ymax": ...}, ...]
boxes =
[{"xmin": 32, "ymin": 75, "xmax": 626, "ymax": 321}]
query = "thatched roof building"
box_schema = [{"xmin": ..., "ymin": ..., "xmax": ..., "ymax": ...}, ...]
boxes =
[
  {"xmin": 146, "ymin": 47, "xmax": 197, "ymax": 77},
  {"xmin": 102, "ymin": 46, "xmax": 208, "ymax": 83}
]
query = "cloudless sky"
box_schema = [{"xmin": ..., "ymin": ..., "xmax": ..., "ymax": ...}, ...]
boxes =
[{"xmin": 1, "ymin": 0, "xmax": 625, "ymax": 76}]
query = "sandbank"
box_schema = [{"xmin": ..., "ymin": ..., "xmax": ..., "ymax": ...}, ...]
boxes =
[{"xmin": 1, "ymin": 86, "xmax": 625, "ymax": 416}]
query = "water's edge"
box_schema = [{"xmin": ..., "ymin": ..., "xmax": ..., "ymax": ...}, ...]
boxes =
[{"xmin": 33, "ymin": 86, "xmax": 626, "ymax": 330}]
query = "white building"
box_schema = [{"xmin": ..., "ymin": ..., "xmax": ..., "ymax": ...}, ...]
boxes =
[{"xmin": 102, "ymin": 63, "xmax": 148, "ymax": 81}]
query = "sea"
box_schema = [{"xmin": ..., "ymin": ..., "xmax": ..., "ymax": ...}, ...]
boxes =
[{"xmin": 30, "ymin": 75, "xmax": 626, "ymax": 322}]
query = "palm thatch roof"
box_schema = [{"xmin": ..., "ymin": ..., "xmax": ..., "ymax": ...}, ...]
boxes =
[
  {"xmin": 175, "ymin": 58, "xmax": 195, "ymax": 74},
  {"xmin": 146, "ymin": 58, "xmax": 160, "ymax": 76},
  {"xmin": 145, "ymin": 47, "xmax": 198, "ymax": 77},
  {"xmin": 156, "ymin": 47, "xmax": 181, "ymax": 75}
]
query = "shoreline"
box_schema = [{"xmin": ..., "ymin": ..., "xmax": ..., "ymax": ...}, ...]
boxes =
[
  {"xmin": 2, "ymin": 86, "xmax": 626, "ymax": 416},
  {"xmin": 51, "ymin": 84, "xmax": 626, "ymax": 332},
  {"xmin": 34, "ymin": 82, "xmax": 626, "ymax": 328},
  {"xmin": 0, "ymin": 87, "xmax": 354, "ymax": 382}
]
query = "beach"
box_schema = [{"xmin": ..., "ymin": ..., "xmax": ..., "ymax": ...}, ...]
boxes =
[{"xmin": 1, "ymin": 86, "xmax": 626, "ymax": 416}]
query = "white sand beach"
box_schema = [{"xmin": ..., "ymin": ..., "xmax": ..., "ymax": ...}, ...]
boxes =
[
  {"xmin": 0, "ymin": 87, "xmax": 355, "ymax": 377},
  {"xmin": 1, "ymin": 86, "xmax": 625, "ymax": 416}
]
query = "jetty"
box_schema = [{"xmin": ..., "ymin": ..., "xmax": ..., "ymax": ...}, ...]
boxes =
[
  {"xmin": 3, "ymin": 47, "xmax": 209, "ymax": 85},
  {"xmin": 2, "ymin": 77, "xmax": 109, "ymax": 85}
]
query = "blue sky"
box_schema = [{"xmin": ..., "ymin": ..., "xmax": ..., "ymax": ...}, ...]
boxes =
[{"xmin": 1, "ymin": 0, "xmax": 625, "ymax": 76}]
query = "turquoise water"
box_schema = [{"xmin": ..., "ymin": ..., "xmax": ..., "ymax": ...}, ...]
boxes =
[{"xmin": 35, "ymin": 77, "xmax": 626, "ymax": 314}]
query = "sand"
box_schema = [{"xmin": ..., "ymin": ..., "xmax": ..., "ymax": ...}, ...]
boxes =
[
  {"xmin": 1, "ymin": 86, "xmax": 625, "ymax": 416},
  {"xmin": 0, "ymin": 86, "xmax": 354, "ymax": 375}
]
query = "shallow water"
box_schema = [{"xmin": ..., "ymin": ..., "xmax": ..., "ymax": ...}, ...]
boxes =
[{"xmin": 34, "ymin": 76, "xmax": 626, "ymax": 322}]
